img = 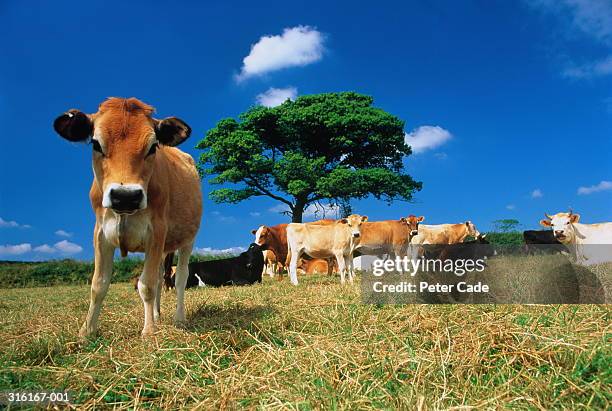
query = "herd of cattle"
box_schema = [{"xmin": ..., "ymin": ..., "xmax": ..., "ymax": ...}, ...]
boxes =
[
  {"xmin": 52, "ymin": 97, "xmax": 611, "ymax": 337},
  {"xmin": 160, "ymin": 210, "xmax": 612, "ymax": 292}
]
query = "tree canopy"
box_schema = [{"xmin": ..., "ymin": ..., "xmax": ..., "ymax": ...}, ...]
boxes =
[{"xmin": 196, "ymin": 92, "xmax": 422, "ymax": 222}]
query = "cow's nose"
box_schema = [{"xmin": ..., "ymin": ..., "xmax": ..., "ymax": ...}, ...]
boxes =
[
  {"xmin": 109, "ymin": 187, "xmax": 144, "ymax": 213},
  {"xmin": 554, "ymin": 230, "xmax": 564, "ymax": 237},
  {"xmin": 411, "ymin": 230, "xmax": 418, "ymax": 236},
  {"xmin": 353, "ymin": 233, "xmax": 360, "ymax": 238}
]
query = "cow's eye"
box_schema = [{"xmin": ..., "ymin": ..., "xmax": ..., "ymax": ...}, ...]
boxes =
[
  {"xmin": 92, "ymin": 140, "xmax": 104, "ymax": 155},
  {"xmin": 147, "ymin": 143, "xmax": 158, "ymax": 157}
]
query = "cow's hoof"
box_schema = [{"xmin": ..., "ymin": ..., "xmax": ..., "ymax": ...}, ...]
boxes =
[
  {"xmin": 78, "ymin": 323, "xmax": 97, "ymax": 339},
  {"xmin": 141, "ymin": 326, "xmax": 157, "ymax": 337}
]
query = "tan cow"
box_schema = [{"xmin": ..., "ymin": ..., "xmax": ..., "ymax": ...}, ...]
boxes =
[
  {"xmin": 262, "ymin": 249, "xmax": 283, "ymax": 277},
  {"xmin": 356, "ymin": 215, "xmax": 424, "ymax": 258},
  {"xmin": 286, "ymin": 214, "xmax": 368, "ymax": 285},
  {"xmin": 410, "ymin": 221, "xmax": 480, "ymax": 245},
  {"xmin": 253, "ymin": 218, "xmax": 336, "ymax": 276},
  {"xmin": 53, "ymin": 97, "xmax": 202, "ymax": 337}
]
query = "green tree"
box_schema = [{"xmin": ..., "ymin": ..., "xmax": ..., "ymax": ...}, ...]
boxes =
[
  {"xmin": 492, "ymin": 219, "xmax": 521, "ymax": 233},
  {"xmin": 196, "ymin": 92, "xmax": 422, "ymax": 222}
]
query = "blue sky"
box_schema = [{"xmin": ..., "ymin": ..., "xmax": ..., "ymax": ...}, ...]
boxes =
[{"xmin": 0, "ymin": 0, "xmax": 610, "ymax": 261}]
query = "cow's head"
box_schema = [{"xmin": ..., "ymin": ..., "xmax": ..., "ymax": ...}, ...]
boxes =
[
  {"xmin": 252, "ymin": 226, "xmax": 271, "ymax": 248},
  {"xmin": 339, "ymin": 214, "xmax": 368, "ymax": 238},
  {"xmin": 465, "ymin": 221, "xmax": 480, "ymax": 238},
  {"xmin": 401, "ymin": 215, "xmax": 425, "ymax": 237},
  {"xmin": 53, "ymin": 98, "xmax": 191, "ymax": 215},
  {"xmin": 540, "ymin": 211, "xmax": 580, "ymax": 243}
]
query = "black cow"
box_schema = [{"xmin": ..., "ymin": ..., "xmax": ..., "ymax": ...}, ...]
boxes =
[
  {"xmin": 423, "ymin": 234, "xmax": 496, "ymax": 261},
  {"xmin": 523, "ymin": 230, "xmax": 567, "ymax": 254},
  {"xmin": 166, "ymin": 243, "xmax": 264, "ymax": 289}
]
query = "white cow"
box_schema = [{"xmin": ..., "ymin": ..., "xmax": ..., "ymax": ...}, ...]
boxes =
[
  {"xmin": 540, "ymin": 211, "xmax": 612, "ymax": 266},
  {"xmin": 286, "ymin": 214, "xmax": 368, "ymax": 285}
]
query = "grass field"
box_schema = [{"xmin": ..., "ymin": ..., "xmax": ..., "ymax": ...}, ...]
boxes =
[{"xmin": 0, "ymin": 269, "xmax": 610, "ymax": 409}]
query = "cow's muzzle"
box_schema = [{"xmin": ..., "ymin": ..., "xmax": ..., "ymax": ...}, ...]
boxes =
[
  {"xmin": 109, "ymin": 186, "xmax": 145, "ymax": 214},
  {"xmin": 353, "ymin": 233, "xmax": 360, "ymax": 238}
]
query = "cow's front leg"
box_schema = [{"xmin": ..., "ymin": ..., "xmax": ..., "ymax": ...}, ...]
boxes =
[
  {"xmin": 346, "ymin": 254, "xmax": 355, "ymax": 283},
  {"xmin": 139, "ymin": 228, "xmax": 166, "ymax": 337},
  {"xmin": 80, "ymin": 223, "xmax": 115, "ymax": 338},
  {"xmin": 335, "ymin": 252, "xmax": 347, "ymax": 284}
]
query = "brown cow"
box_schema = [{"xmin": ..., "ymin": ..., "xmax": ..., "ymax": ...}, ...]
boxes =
[
  {"xmin": 53, "ymin": 97, "xmax": 202, "ymax": 337},
  {"xmin": 298, "ymin": 258, "xmax": 337, "ymax": 275},
  {"xmin": 356, "ymin": 215, "xmax": 424, "ymax": 259}
]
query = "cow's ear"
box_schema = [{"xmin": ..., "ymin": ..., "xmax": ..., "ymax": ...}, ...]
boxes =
[
  {"xmin": 569, "ymin": 213, "xmax": 580, "ymax": 224},
  {"xmin": 540, "ymin": 219, "xmax": 552, "ymax": 227},
  {"xmin": 399, "ymin": 217, "xmax": 407, "ymax": 223},
  {"xmin": 361, "ymin": 215, "xmax": 368, "ymax": 222},
  {"xmin": 465, "ymin": 220, "xmax": 472, "ymax": 227},
  {"xmin": 53, "ymin": 110, "xmax": 93, "ymax": 142},
  {"xmin": 154, "ymin": 116, "xmax": 191, "ymax": 146},
  {"xmin": 339, "ymin": 218, "xmax": 348, "ymax": 224},
  {"xmin": 251, "ymin": 229, "xmax": 257, "ymax": 235},
  {"xmin": 418, "ymin": 216, "xmax": 425, "ymax": 222}
]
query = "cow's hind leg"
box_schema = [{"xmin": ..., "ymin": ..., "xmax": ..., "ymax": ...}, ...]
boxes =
[
  {"xmin": 288, "ymin": 249, "xmax": 301, "ymax": 285},
  {"xmin": 80, "ymin": 224, "xmax": 115, "ymax": 338},
  {"xmin": 174, "ymin": 242, "xmax": 193, "ymax": 326},
  {"xmin": 154, "ymin": 254, "xmax": 166, "ymax": 322}
]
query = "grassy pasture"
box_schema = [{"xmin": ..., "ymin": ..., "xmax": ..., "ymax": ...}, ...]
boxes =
[{"xmin": 0, "ymin": 261, "xmax": 610, "ymax": 409}]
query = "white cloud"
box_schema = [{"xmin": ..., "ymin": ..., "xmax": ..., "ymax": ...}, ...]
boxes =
[
  {"xmin": 0, "ymin": 243, "xmax": 32, "ymax": 256},
  {"xmin": 577, "ymin": 180, "xmax": 612, "ymax": 194},
  {"xmin": 53, "ymin": 240, "xmax": 83, "ymax": 254},
  {"xmin": 55, "ymin": 229, "xmax": 72, "ymax": 238},
  {"xmin": 303, "ymin": 203, "xmax": 340, "ymax": 219},
  {"xmin": 33, "ymin": 244, "xmax": 56, "ymax": 253},
  {"xmin": 211, "ymin": 211, "xmax": 237, "ymax": 223},
  {"xmin": 256, "ymin": 87, "xmax": 297, "ymax": 107},
  {"xmin": 531, "ymin": 189, "xmax": 543, "ymax": 198},
  {"xmin": 404, "ymin": 126, "xmax": 452, "ymax": 154},
  {"xmin": 530, "ymin": 0, "xmax": 612, "ymax": 43},
  {"xmin": 563, "ymin": 55, "xmax": 612, "ymax": 78},
  {"xmin": 268, "ymin": 204, "xmax": 340, "ymax": 219},
  {"xmin": 506, "ymin": 204, "xmax": 516, "ymax": 210},
  {"xmin": 236, "ymin": 26, "xmax": 324, "ymax": 81},
  {"xmin": 434, "ymin": 152, "xmax": 448, "ymax": 160},
  {"xmin": 269, "ymin": 203, "xmax": 341, "ymax": 220},
  {"xmin": 193, "ymin": 246, "xmax": 246, "ymax": 256},
  {"xmin": 0, "ymin": 217, "xmax": 31, "ymax": 229},
  {"xmin": 529, "ymin": 1, "xmax": 612, "ymax": 81}
]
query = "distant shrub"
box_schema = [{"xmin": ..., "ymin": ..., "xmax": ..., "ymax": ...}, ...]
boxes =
[
  {"xmin": 0, "ymin": 258, "xmax": 143, "ymax": 288},
  {"xmin": 0, "ymin": 253, "xmax": 241, "ymax": 288},
  {"xmin": 485, "ymin": 231, "xmax": 523, "ymax": 246}
]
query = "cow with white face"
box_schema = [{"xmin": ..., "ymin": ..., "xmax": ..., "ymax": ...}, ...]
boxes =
[
  {"xmin": 540, "ymin": 211, "xmax": 612, "ymax": 265},
  {"xmin": 53, "ymin": 97, "xmax": 203, "ymax": 337}
]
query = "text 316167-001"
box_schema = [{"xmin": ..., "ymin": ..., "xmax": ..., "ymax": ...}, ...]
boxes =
[{"xmin": 0, "ymin": 391, "xmax": 72, "ymax": 405}]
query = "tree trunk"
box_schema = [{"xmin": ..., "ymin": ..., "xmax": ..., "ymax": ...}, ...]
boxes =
[{"xmin": 291, "ymin": 199, "xmax": 306, "ymax": 223}]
